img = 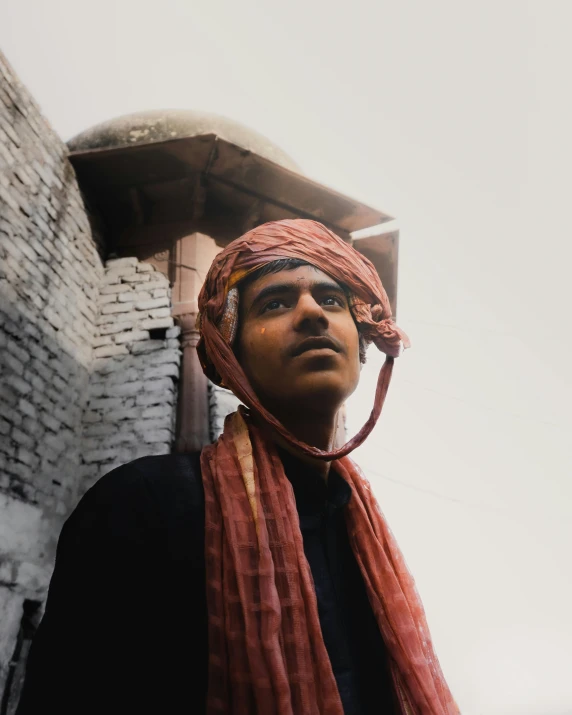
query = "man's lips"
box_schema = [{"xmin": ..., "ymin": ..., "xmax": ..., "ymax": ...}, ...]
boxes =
[{"xmin": 291, "ymin": 336, "xmax": 342, "ymax": 357}]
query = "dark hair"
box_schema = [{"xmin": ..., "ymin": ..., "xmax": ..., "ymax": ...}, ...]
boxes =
[{"xmin": 238, "ymin": 258, "xmax": 369, "ymax": 364}]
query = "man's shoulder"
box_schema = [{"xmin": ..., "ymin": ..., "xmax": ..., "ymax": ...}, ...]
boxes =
[{"xmin": 80, "ymin": 452, "xmax": 204, "ymax": 514}]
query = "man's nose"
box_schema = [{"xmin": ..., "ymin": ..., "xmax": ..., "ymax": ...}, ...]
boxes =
[{"xmin": 293, "ymin": 292, "xmax": 328, "ymax": 331}]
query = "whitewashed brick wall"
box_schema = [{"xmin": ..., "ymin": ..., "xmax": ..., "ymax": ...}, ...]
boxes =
[
  {"xmin": 0, "ymin": 49, "xmax": 103, "ymax": 698},
  {"xmin": 79, "ymin": 257, "xmax": 180, "ymax": 493}
]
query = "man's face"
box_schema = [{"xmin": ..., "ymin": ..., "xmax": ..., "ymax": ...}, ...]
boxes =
[{"xmin": 236, "ymin": 265, "xmax": 361, "ymax": 416}]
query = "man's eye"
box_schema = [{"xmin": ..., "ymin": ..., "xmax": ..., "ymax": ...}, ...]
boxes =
[
  {"xmin": 322, "ymin": 296, "xmax": 344, "ymax": 307},
  {"xmin": 261, "ymin": 299, "xmax": 285, "ymax": 313}
]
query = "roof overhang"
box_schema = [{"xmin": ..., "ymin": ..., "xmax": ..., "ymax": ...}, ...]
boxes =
[{"xmin": 68, "ymin": 133, "xmax": 393, "ymax": 240}]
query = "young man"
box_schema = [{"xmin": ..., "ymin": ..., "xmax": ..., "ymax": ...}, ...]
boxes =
[{"xmin": 17, "ymin": 220, "xmax": 458, "ymax": 715}]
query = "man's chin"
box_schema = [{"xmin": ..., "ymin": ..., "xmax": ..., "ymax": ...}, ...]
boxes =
[{"xmin": 279, "ymin": 374, "xmax": 350, "ymax": 411}]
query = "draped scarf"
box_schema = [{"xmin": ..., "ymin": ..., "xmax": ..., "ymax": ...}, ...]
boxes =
[{"xmin": 197, "ymin": 219, "xmax": 459, "ymax": 714}]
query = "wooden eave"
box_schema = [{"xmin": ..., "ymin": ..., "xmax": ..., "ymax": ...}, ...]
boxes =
[{"xmin": 68, "ymin": 133, "xmax": 393, "ymax": 239}]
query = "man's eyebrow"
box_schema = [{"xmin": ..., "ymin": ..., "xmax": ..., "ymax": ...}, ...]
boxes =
[{"xmin": 250, "ymin": 279, "xmax": 346, "ymax": 308}]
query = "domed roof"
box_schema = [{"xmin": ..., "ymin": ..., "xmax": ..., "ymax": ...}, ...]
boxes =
[{"xmin": 67, "ymin": 109, "xmax": 301, "ymax": 172}]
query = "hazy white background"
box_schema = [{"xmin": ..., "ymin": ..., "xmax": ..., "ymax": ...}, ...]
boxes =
[{"xmin": 1, "ymin": 1, "xmax": 571, "ymax": 712}]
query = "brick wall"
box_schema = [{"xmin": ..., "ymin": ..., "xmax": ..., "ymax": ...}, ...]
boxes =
[
  {"xmin": 0, "ymin": 50, "xmax": 103, "ymax": 697},
  {"xmin": 80, "ymin": 257, "xmax": 180, "ymax": 493}
]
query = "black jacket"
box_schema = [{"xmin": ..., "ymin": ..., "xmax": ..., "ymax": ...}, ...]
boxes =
[{"xmin": 17, "ymin": 451, "xmax": 396, "ymax": 715}]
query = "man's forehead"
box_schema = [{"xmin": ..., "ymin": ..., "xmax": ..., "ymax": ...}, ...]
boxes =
[{"xmin": 243, "ymin": 264, "xmax": 342, "ymax": 298}]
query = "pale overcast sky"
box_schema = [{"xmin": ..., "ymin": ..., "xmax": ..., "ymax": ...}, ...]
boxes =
[{"xmin": 1, "ymin": 1, "xmax": 571, "ymax": 713}]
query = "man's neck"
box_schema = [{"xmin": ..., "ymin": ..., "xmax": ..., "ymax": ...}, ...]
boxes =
[{"xmin": 259, "ymin": 407, "xmax": 340, "ymax": 480}]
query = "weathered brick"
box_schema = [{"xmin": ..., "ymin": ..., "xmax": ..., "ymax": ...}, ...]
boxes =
[
  {"xmin": 26, "ymin": 340, "xmax": 52, "ymax": 365},
  {"xmin": 53, "ymin": 406, "xmax": 77, "ymax": 430},
  {"xmin": 118, "ymin": 290, "xmax": 144, "ymax": 303},
  {"xmin": 99, "ymin": 283, "xmax": 125, "ymax": 295},
  {"xmin": 148, "ymin": 307, "xmax": 171, "ymax": 319},
  {"xmin": 105, "ymin": 407, "xmax": 142, "ymax": 422},
  {"xmin": 92, "ymin": 357, "xmax": 127, "ymax": 376},
  {"xmin": 136, "ymin": 263, "xmax": 154, "ymax": 273},
  {"xmin": 12, "ymin": 428, "xmax": 35, "ymax": 449},
  {"xmin": 44, "ymin": 433, "xmax": 67, "ymax": 454},
  {"xmin": 50, "ymin": 360, "xmax": 72, "ymax": 383},
  {"xmin": 130, "ymin": 341, "xmax": 164, "ymax": 355},
  {"xmin": 122, "ymin": 273, "xmax": 150, "ymax": 284},
  {"xmin": 18, "ymin": 398, "xmax": 36, "ymax": 419},
  {"xmin": 17, "ymin": 448, "xmax": 39, "ymax": 469},
  {"xmin": 113, "ymin": 330, "xmax": 150, "ymax": 345},
  {"xmin": 51, "ymin": 373, "xmax": 68, "ymax": 391},
  {"xmin": 6, "ymin": 337, "xmax": 30, "ymax": 365},
  {"xmin": 139, "ymin": 317, "xmax": 174, "ymax": 331},
  {"xmin": 105, "ymin": 257, "xmax": 138, "ymax": 270},
  {"xmin": 106, "ymin": 431, "xmax": 138, "ymax": 448},
  {"xmin": 135, "ymin": 297, "xmax": 170, "ymax": 311},
  {"xmin": 135, "ymin": 391, "xmax": 170, "ymax": 407},
  {"xmin": 101, "ymin": 302, "xmax": 133, "ymax": 315},
  {"xmin": 10, "ymin": 375, "xmax": 32, "ymax": 395},
  {"xmin": 86, "ymin": 384, "xmax": 104, "ymax": 403},
  {"xmin": 143, "ymin": 377, "xmax": 176, "ymax": 393},
  {"xmin": 0, "ymin": 184, "xmax": 20, "ymax": 212},
  {"xmin": 29, "ymin": 359, "xmax": 53, "ymax": 384},
  {"xmin": 45, "ymin": 387, "xmax": 64, "ymax": 407},
  {"xmin": 166, "ymin": 326, "xmax": 181, "ymax": 338},
  {"xmin": 137, "ymin": 416, "xmax": 172, "ymax": 432},
  {"xmin": 145, "ymin": 363, "xmax": 179, "ymax": 380},
  {"xmin": 93, "ymin": 335, "xmax": 113, "ymax": 348},
  {"xmin": 40, "ymin": 411, "xmax": 61, "ymax": 432},
  {"xmin": 99, "ymin": 321, "xmax": 135, "ymax": 335},
  {"xmin": 3, "ymin": 351, "xmax": 25, "ymax": 376},
  {"xmin": 0, "ymin": 439, "xmax": 17, "ymax": 458},
  {"xmin": 93, "ymin": 345, "xmax": 129, "ymax": 358},
  {"xmin": 97, "ymin": 293, "xmax": 117, "ymax": 305},
  {"xmin": 43, "ymin": 306, "xmax": 63, "ymax": 330},
  {"xmin": 83, "ymin": 423, "xmax": 116, "ymax": 438},
  {"xmin": 110, "ymin": 381, "xmax": 145, "ymax": 397},
  {"xmin": 89, "ymin": 396, "xmax": 124, "ymax": 411},
  {"xmin": 141, "ymin": 429, "xmax": 172, "ymax": 444},
  {"xmin": 20, "ymin": 419, "xmax": 44, "ymax": 444},
  {"xmin": 98, "ymin": 367, "xmax": 139, "ymax": 385},
  {"xmin": 83, "ymin": 447, "xmax": 121, "ymax": 464},
  {"xmin": 147, "ymin": 348, "xmax": 181, "ymax": 366},
  {"xmin": 133, "ymin": 282, "xmax": 162, "ymax": 297},
  {"xmin": 103, "ymin": 264, "xmax": 138, "ymax": 280},
  {"xmin": 5, "ymin": 460, "xmax": 32, "ymax": 482},
  {"xmin": 141, "ymin": 404, "xmax": 172, "ymax": 419},
  {"xmin": 82, "ymin": 437, "xmax": 107, "ymax": 452}
]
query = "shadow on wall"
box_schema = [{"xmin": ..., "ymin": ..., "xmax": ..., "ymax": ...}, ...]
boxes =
[{"xmin": 0, "ymin": 295, "xmax": 92, "ymax": 707}]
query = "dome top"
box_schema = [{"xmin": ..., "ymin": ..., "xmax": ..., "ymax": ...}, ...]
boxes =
[{"xmin": 67, "ymin": 109, "xmax": 301, "ymax": 172}]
